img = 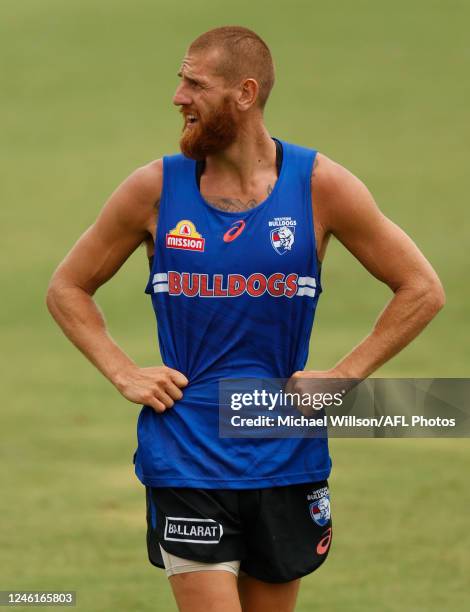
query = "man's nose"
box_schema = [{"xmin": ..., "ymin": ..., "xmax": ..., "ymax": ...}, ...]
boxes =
[{"xmin": 173, "ymin": 83, "xmax": 192, "ymax": 106}]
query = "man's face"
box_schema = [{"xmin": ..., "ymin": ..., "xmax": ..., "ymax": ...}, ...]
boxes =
[{"xmin": 173, "ymin": 49, "xmax": 239, "ymax": 160}]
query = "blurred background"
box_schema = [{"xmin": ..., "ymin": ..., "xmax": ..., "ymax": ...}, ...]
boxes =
[{"xmin": 1, "ymin": 0, "xmax": 469, "ymax": 610}]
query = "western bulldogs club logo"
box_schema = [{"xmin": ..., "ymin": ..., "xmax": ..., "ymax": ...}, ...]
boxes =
[
  {"xmin": 268, "ymin": 216, "xmax": 296, "ymax": 255},
  {"xmin": 308, "ymin": 486, "xmax": 331, "ymax": 527}
]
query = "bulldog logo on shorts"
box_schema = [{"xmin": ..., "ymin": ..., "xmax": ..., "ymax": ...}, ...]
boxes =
[{"xmin": 307, "ymin": 486, "xmax": 331, "ymax": 527}]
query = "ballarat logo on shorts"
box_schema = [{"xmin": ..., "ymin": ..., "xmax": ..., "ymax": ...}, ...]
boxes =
[
  {"xmin": 164, "ymin": 517, "xmax": 223, "ymax": 544},
  {"xmin": 308, "ymin": 486, "xmax": 331, "ymax": 527},
  {"xmin": 268, "ymin": 216, "xmax": 296, "ymax": 255},
  {"xmin": 166, "ymin": 220, "xmax": 205, "ymax": 252}
]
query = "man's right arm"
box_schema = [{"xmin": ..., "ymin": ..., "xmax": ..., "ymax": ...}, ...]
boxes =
[{"xmin": 46, "ymin": 159, "xmax": 188, "ymax": 413}]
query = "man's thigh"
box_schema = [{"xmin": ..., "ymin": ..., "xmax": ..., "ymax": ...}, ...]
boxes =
[
  {"xmin": 169, "ymin": 570, "xmax": 241, "ymax": 612},
  {"xmin": 238, "ymin": 574, "xmax": 300, "ymax": 612},
  {"xmin": 168, "ymin": 570, "xmax": 301, "ymax": 612}
]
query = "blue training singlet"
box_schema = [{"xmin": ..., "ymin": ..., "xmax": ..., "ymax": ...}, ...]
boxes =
[{"xmin": 134, "ymin": 139, "xmax": 332, "ymax": 488}]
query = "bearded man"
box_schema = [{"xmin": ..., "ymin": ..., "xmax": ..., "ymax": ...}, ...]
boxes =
[{"xmin": 47, "ymin": 26, "xmax": 444, "ymax": 612}]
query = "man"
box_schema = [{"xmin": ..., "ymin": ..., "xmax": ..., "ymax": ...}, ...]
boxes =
[{"xmin": 47, "ymin": 26, "xmax": 445, "ymax": 612}]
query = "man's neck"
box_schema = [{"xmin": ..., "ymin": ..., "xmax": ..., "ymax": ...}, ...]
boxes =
[{"xmin": 203, "ymin": 124, "xmax": 276, "ymax": 191}]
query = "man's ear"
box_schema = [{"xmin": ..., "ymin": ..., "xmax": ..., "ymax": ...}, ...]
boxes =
[{"xmin": 236, "ymin": 78, "xmax": 259, "ymax": 111}]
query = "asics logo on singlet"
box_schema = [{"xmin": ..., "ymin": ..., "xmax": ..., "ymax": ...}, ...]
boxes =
[
  {"xmin": 223, "ymin": 220, "xmax": 246, "ymax": 243},
  {"xmin": 150, "ymin": 271, "xmax": 316, "ymax": 299}
]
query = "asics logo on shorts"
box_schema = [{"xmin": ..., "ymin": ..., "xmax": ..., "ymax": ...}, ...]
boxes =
[
  {"xmin": 316, "ymin": 527, "xmax": 332, "ymax": 555},
  {"xmin": 164, "ymin": 517, "xmax": 223, "ymax": 544}
]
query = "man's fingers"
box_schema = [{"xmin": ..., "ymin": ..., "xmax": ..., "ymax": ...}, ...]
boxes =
[
  {"xmin": 285, "ymin": 377, "xmax": 298, "ymax": 395},
  {"xmin": 164, "ymin": 381, "xmax": 184, "ymax": 401},
  {"xmin": 149, "ymin": 397, "xmax": 166, "ymax": 413},
  {"xmin": 155, "ymin": 389, "xmax": 175, "ymax": 409},
  {"xmin": 166, "ymin": 368, "xmax": 189, "ymax": 388}
]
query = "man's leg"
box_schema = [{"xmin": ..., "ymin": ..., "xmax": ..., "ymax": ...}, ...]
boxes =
[
  {"xmin": 169, "ymin": 570, "xmax": 242, "ymax": 612},
  {"xmin": 238, "ymin": 574, "xmax": 300, "ymax": 612}
]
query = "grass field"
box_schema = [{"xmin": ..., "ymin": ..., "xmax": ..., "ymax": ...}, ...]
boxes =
[{"xmin": 1, "ymin": 1, "xmax": 469, "ymax": 610}]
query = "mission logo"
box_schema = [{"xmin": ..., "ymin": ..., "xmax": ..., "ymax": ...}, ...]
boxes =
[{"xmin": 166, "ymin": 219, "xmax": 205, "ymax": 252}]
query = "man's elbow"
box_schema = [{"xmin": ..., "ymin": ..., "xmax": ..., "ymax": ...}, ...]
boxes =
[
  {"xmin": 46, "ymin": 269, "xmax": 71, "ymax": 318},
  {"xmin": 418, "ymin": 275, "xmax": 446, "ymax": 320},
  {"xmin": 46, "ymin": 274, "xmax": 62, "ymax": 317},
  {"xmin": 432, "ymin": 280, "xmax": 446, "ymax": 313}
]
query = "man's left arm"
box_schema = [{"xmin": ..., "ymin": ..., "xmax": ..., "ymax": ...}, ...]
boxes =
[{"xmin": 301, "ymin": 154, "xmax": 445, "ymax": 379}]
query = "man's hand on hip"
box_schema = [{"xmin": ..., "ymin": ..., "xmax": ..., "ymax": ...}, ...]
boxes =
[{"xmin": 114, "ymin": 365, "xmax": 189, "ymax": 413}]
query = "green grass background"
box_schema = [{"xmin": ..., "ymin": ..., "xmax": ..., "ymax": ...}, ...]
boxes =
[{"xmin": 1, "ymin": 0, "xmax": 469, "ymax": 610}]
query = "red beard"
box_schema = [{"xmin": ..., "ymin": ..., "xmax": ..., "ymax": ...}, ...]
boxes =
[{"xmin": 179, "ymin": 96, "xmax": 238, "ymax": 160}]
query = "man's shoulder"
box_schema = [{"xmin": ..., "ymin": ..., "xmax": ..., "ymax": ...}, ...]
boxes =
[
  {"xmin": 310, "ymin": 151, "xmax": 380, "ymax": 236},
  {"xmin": 131, "ymin": 158, "xmax": 163, "ymax": 192},
  {"xmin": 311, "ymin": 152, "xmax": 360, "ymax": 201},
  {"xmin": 279, "ymin": 140, "xmax": 347, "ymax": 189},
  {"xmin": 103, "ymin": 159, "xmax": 164, "ymax": 233},
  {"xmin": 116, "ymin": 158, "xmax": 164, "ymax": 212}
]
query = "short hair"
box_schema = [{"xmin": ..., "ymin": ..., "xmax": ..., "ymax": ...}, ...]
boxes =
[{"xmin": 189, "ymin": 26, "xmax": 275, "ymax": 109}]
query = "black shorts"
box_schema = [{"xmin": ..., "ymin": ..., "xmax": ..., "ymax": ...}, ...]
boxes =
[{"xmin": 145, "ymin": 480, "xmax": 332, "ymax": 583}]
